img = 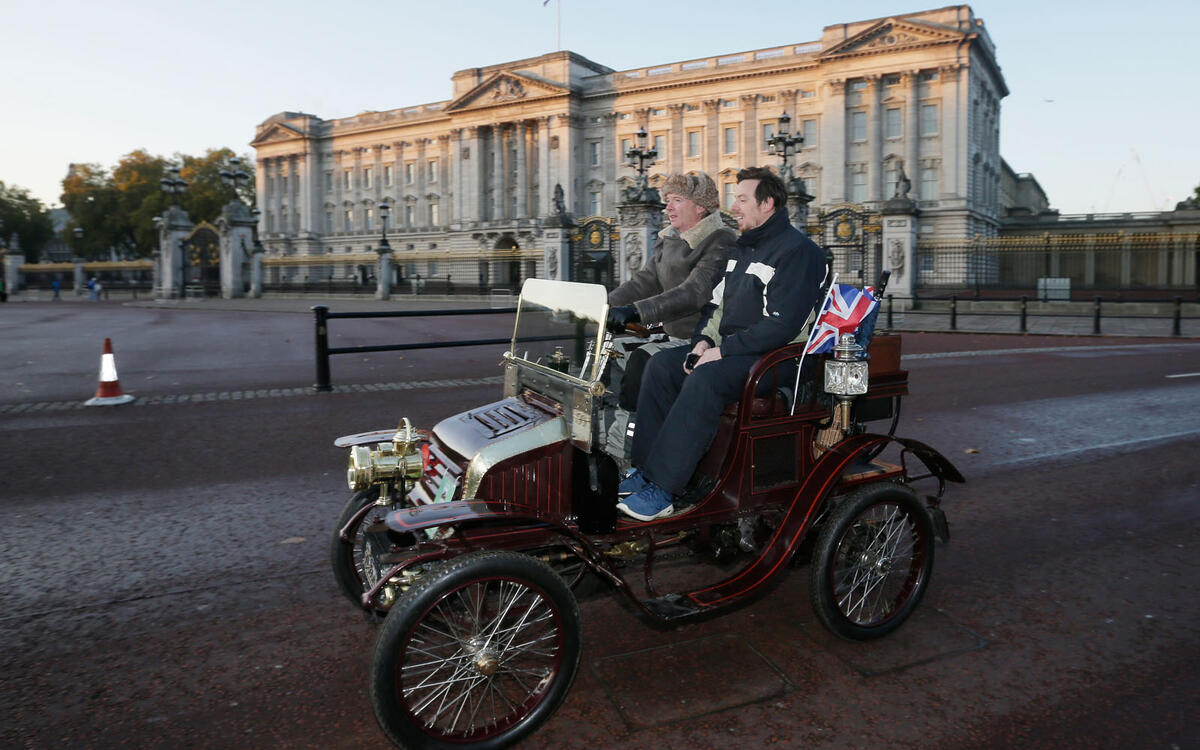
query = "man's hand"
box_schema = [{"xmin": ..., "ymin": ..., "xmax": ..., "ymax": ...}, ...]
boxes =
[
  {"xmin": 684, "ymin": 341, "xmax": 711, "ymax": 373},
  {"xmin": 606, "ymin": 305, "xmax": 640, "ymax": 333},
  {"xmin": 695, "ymin": 346, "xmax": 723, "ymax": 369}
]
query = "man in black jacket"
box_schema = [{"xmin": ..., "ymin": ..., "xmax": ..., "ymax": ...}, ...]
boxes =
[{"xmin": 618, "ymin": 167, "xmax": 828, "ymax": 521}]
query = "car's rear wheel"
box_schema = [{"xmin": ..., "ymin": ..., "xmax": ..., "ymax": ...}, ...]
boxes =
[
  {"xmin": 810, "ymin": 483, "xmax": 934, "ymax": 641},
  {"xmin": 370, "ymin": 551, "xmax": 581, "ymax": 749}
]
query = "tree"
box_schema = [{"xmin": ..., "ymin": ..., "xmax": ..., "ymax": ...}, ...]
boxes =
[
  {"xmin": 0, "ymin": 181, "xmax": 54, "ymax": 262},
  {"xmin": 59, "ymin": 148, "xmax": 257, "ymax": 260}
]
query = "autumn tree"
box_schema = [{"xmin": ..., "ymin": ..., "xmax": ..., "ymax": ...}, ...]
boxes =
[
  {"xmin": 60, "ymin": 148, "xmax": 256, "ymax": 260},
  {"xmin": 0, "ymin": 181, "xmax": 54, "ymax": 262}
]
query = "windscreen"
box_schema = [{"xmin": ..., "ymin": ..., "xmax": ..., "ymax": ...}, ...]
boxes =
[{"xmin": 511, "ymin": 278, "xmax": 608, "ymax": 381}]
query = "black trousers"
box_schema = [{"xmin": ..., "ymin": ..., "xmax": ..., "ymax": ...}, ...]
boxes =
[{"xmin": 632, "ymin": 345, "xmax": 762, "ymax": 495}]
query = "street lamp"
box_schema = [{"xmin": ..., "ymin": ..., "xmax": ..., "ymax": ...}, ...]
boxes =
[
  {"xmin": 765, "ymin": 112, "xmax": 804, "ymax": 186},
  {"xmin": 219, "ymin": 157, "xmax": 250, "ymax": 203},
  {"xmin": 160, "ymin": 165, "xmax": 188, "ymax": 205},
  {"xmin": 622, "ymin": 127, "xmax": 658, "ymax": 201},
  {"xmin": 250, "ymin": 208, "xmax": 263, "ymax": 253},
  {"xmin": 377, "ymin": 201, "xmax": 391, "ymax": 252}
]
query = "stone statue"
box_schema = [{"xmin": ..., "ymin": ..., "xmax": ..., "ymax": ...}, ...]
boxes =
[
  {"xmin": 894, "ymin": 162, "xmax": 912, "ymax": 200},
  {"xmin": 553, "ymin": 184, "xmax": 566, "ymax": 217}
]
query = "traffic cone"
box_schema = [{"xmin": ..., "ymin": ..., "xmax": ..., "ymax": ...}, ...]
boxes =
[{"xmin": 84, "ymin": 338, "xmax": 135, "ymax": 406}]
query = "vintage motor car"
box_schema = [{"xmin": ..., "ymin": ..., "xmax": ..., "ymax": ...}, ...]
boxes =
[{"xmin": 329, "ymin": 277, "xmax": 963, "ymax": 749}]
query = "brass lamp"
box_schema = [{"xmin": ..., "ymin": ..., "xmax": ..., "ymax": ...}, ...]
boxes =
[{"xmin": 824, "ymin": 333, "xmax": 869, "ymax": 434}]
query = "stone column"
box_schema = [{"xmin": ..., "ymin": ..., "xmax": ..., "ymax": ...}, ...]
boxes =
[
  {"xmin": 3, "ymin": 251, "xmax": 24, "ymax": 294},
  {"xmin": 156, "ymin": 204, "xmax": 193, "ymax": 299},
  {"xmin": 218, "ymin": 200, "xmax": 256, "ymax": 298},
  {"xmin": 438, "ymin": 133, "xmax": 452, "ymax": 226},
  {"xmin": 741, "ymin": 94, "xmax": 759, "ymax": 162},
  {"xmin": 703, "ymin": 99, "xmax": 721, "ymax": 179},
  {"xmin": 491, "ymin": 124, "xmax": 505, "ymax": 221},
  {"xmin": 616, "ymin": 192, "xmax": 665, "ymax": 285},
  {"xmin": 881, "ymin": 196, "xmax": 919, "ymax": 306},
  {"xmin": 73, "ymin": 261, "xmax": 85, "ymax": 294},
  {"xmin": 515, "ymin": 121, "xmax": 528, "ymax": 219},
  {"xmin": 415, "ymin": 139, "xmax": 428, "ymax": 228},
  {"xmin": 824, "ymin": 78, "xmax": 847, "ymax": 203},
  {"xmin": 540, "ymin": 209, "xmax": 575, "ymax": 281},
  {"xmin": 866, "ymin": 75, "xmax": 883, "ymax": 203},
  {"xmin": 904, "ymin": 71, "xmax": 920, "ymax": 202},
  {"xmin": 536, "ymin": 117, "xmax": 552, "ymax": 218},
  {"xmin": 449, "ymin": 129, "xmax": 463, "ymax": 227},
  {"xmin": 376, "ymin": 249, "xmax": 392, "ymax": 300},
  {"xmin": 668, "ymin": 104, "xmax": 686, "ymax": 172}
]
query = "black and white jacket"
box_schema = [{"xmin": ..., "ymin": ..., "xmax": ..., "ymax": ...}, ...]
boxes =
[{"xmin": 693, "ymin": 208, "xmax": 827, "ymax": 357}]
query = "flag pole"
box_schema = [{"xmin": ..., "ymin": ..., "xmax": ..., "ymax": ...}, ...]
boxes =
[{"xmin": 790, "ymin": 272, "xmax": 838, "ymax": 415}]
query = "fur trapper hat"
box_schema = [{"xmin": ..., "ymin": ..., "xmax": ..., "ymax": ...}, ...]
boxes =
[{"xmin": 662, "ymin": 172, "xmax": 719, "ymax": 213}]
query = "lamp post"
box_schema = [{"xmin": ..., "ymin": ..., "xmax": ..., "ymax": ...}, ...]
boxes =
[
  {"xmin": 377, "ymin": 201, "xmax": 391, "ymax": 253},
  {"xmin": 765, "ymin": 112, "xmax": 804, "ymax": 188},
  {"xmin": 623, "ymin": 127, "xmax": 658, "ymax": 202},
  {"xmin": 160, "ymin": 165, "xmax": 188, "ymax": 206},
  {"xmin": 219, "ymin": 157, "xmax": 250, "ymax": 203}
]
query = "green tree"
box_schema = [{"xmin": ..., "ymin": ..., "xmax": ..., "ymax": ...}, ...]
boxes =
[
  {"xmin": 59, "ymin": 148, "xmax": 257, "ymax": 260},
  {"xmin": 0, "ymin": 181, "xmax": 54, "ymax": 262}
]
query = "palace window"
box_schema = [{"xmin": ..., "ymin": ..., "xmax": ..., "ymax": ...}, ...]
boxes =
[
  {"xmin": 344, "ymin": 209, "xmax": 353, "ymax": 231},
  {"xmin": 654, "ymin": 134, "xmax": 666, "ymax": 155},
  {"xmin": 802, "ymin": 119, "xmax": 817, "ymax": 148},
  {"xmin": 723, "ymin": 127, "xmax": 737, "ymax": 155},
  {"xmin": 589, "ymin": 191, "xmax": 602, "ymax": 216},
  {"xmin": 885, "ymin": 108, "xmax": 902, "ymax": 139},
  {"xmin": 383, "ymin": 165, "xmax": 393, "ymax": 187},
  {"xmin": 405, "ymin": 163, "xmax": 415, "ymax": 185},
  {"xmin": 687, "ymin": 130, "xmax": 701, "ymax": 158},
  {"xmin": 363, "ymin": 167, "xmax": 372, "ymax": 189},
  {"xmin": 849, "ymin": 167, "xmax": 867, "ymax": 203},
  {"xmin": 405, "ymin": 205, "xmax": 415, "ymax": 228},
  {"xmin": 761, "ymin": 123, "xmax": 775, "ymax": 149},
  {"xmin": 621, "ymin": 138, "xmax": 631, "ymax": 157},
  {"xmin": 429, "ymin": 202, "xmax": 440, "ymax": 226},
  {"xmin": 800, "ymin": 89, "xmax": 815, "ymax": 98},
  {"xmin": 920, "ymin": 164, "xmax": 939, "ymax": 200},
  {"xmin": 589, "ymin": 141, "xmax": 601, "ymax": 166},
  {"xmin": 851, "ymin": 111, "xmax": 867, "ymax": 142},
  {"xmin": 325, "ymin": 211, "xmax": 333, "ymax": 232},
  {"xmin": 324, "ymin": 171, "xmax": 333, "ymax": 192},
  {"xmin": 885, "ymin": 163, "xmax": 899, "ymax": 197},
  {"xmin": 365, "ymin": 207, "xmax": 373, "ymax": 231},
  {"xmin": 849, "ymin": 79, "xmax": 867, "ymax": 91},
  {"xmin": 343, "ymin": 169, "xmax": 352, "ymax": 190},
  {"xmin": 428, "ymin": 158, "xmax": 438, "ymax": 182},
  {"xmin": 920, "ymin": 103, "xmax": 939, "ymax": 136},
  {"xmin": 723, "ymin": 181, "xmax": 736, "ymax": 210}
]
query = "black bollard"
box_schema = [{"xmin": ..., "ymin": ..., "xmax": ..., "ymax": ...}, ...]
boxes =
[
  {"xmin": 1174, "ymin": 297, "xmax": 1182, "ymax": 337},
  {"xmin": 950, "ymin": 295, "xmax": 958, "ymax": 331},
  {"xmin": 886, "ymin": 294, "xmax": 894, "ymax": 329},
  {"xmin": 313, "ymin": 305, "xmax": 332, "ymax": 392},
  {"xmin": 1093, "ymin": 296, "xmax": 1102, "ymax": 335},
  {"xmin": 1019, "ymin": 295, "xmax": 1028, "ymax": 333}
]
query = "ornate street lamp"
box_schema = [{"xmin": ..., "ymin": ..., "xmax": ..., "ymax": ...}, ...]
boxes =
[
  {"xmin": 765, "ymin": 112, "xmax": 804, "ymax": 186},
  {"xmin": 219, "ymin": 157, "xmax": 250, "ymax": 203},
  {"xmin": 377, "ymin": 201, "xmax": 391, "ymax": 252},
  {"xmin": 622, "ymin": 127, "xmax": 658, "ymax": 202},
  {"xmin": 250, "ymin": 208, "xmax": 264, "ymax": 253},
  {"xmin": 160, "ymin": 165, "xmax": 188, "ymax": 206}
]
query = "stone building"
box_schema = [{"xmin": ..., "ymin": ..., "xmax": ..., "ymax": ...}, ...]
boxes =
[{"xmin": 250, "ymin": 5, "xmax": 1024, "ymax": 288}]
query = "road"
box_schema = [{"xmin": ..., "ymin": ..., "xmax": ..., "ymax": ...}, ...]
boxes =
[{"xmin": 1, "ymin": 301, "xmax": 1197, "ymax": 749}]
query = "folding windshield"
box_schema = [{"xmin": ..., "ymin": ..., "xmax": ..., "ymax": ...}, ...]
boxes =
[{"xmin": 510, "ymin": 278, "xmax": 608, "ymax": 382}]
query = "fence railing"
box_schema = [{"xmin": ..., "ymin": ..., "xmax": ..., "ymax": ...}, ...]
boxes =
[
  {"xmin": 310, "ymin": 305, "xmax": 588, "ymax": 391},
  {"xmin": 880, "ymin": 294, "xmax": 1197, "ymax": 337}
]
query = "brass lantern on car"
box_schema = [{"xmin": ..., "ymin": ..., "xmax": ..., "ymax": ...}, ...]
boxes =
[{"xmin": 824, "ymin": 333, "xmax": 869, "ymax": 434}]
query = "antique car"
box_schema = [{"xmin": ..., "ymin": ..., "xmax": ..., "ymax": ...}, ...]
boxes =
[{"xmin": 329, "ymin": 277, "xmax": 962, "ymax": 749}]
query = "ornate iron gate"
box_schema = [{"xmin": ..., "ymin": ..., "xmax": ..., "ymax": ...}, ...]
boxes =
[
  {"xmin": 570, "ymin": 217, "xmax": 618, "ymax": 289},
  {"xmin": 814, "ymin": 205, "xmax": 882, "ymax": 288},
  {"xmin": 181, "ymin": 223, "xmax": 221, "ymax": 296}
]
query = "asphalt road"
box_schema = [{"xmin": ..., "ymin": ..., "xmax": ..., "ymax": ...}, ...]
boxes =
[{"xmin": 1, "ymin": 301, "xmax": 1198, "ymax": 749}]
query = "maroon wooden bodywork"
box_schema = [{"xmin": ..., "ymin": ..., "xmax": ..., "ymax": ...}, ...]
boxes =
[{"xmin": 377, "ymin": 334, "xmax": 962, "ymax": 621}]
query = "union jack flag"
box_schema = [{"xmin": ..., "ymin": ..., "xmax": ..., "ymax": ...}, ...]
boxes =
[{"xmin": 805, "ymin": 283, "xmax": 878, "ymax": 354}]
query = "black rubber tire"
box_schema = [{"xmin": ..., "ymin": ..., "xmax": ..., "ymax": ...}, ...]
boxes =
[
  {"xmin": 330, "ymin": 488, "xmax": 390, "ymax": 607},
  {"xmin": 810, "ymin": 483, "xmax": 934, "ymax": 641},
  {"xmin": 370, "ymin": 551, "xmax": 581, "ymax": 749}
]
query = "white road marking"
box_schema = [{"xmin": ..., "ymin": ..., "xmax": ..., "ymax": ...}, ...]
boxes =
[{"xmin": 1166, "ymin": 372, "xmax": 1200, "ymax": 379}]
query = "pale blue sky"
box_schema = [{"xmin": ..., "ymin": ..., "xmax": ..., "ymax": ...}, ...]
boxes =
[{"xmin": 2, "ymin": 0, "xmax": 1195, "ymax": 214}]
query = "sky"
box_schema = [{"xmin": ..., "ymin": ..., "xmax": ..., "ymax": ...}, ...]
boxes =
[{"xmin": 2, "ymin": 0, "xmax": 1196, "ymax": 215}]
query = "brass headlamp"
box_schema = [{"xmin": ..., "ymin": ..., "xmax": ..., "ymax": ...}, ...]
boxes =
[
  {"xmin": 824, "ymin": 333, "xmax": 869, "ymax": 434},
  {"xmin": 346, "ymin": 417, "xmax": 426, "ymax": 491}
]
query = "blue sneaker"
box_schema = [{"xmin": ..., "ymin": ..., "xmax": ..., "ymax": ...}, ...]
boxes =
[
  {"xmin": 618, "ymin": 468, "xmax": 649, "ymax": 496},
  {"xmin": 617, "ymin": 482, "xmax": 674, "ymax": 522}
]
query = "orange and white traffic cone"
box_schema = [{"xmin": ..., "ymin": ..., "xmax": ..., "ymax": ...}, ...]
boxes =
[{"xmin": 84, "ymin": 338, "xmax": 135, "ymax": 406}]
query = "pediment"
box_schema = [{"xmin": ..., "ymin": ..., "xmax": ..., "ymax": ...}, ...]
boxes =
[
  {"xmin": 250, "ymin": 122, "xmax": 305, "ymax": 146},
  {"xmin": 445, "ymin": 72, "xmax": 569, "ymax": 112},
  {"xmin": 822, "ymin": 18, "xmax": 963, "ymax": 58}
]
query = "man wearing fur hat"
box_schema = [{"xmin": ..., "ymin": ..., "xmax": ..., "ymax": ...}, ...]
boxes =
[{"xmin": 605, "ymin": 171, "xmax": 735, "ymax": 408}]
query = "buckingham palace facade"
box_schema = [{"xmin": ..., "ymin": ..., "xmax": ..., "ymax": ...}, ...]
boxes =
[{"xmin": 251, "ymin": 5, "xmax": 1023, "ymax": 285}]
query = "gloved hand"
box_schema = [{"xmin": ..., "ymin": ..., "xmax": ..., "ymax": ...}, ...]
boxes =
[{"xmin": 606, "ymin": 304, "xmax": 640, "ymax": 333}]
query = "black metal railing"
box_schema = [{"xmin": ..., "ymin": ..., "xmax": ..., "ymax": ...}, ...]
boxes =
[
  {"xmin": 311, "ymin": 305, "xmax": 588, "ymax": 391},
  {"xmin": 881, "ymin": 294, "xmax": 1196, "ymax": 337}
]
